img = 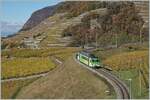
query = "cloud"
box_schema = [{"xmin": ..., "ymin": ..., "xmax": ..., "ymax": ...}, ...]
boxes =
[{"xmin": 1, "ymin": 21, "xmax": 23, "ymax": 33}]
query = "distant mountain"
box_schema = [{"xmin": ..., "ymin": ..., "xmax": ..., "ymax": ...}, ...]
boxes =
[
  {"xmin": 1, "ymin": 21, "xmax": 23, "ymax": 37},
  {"xmin": 20, "ymin": 4, "xmax": 60, "ymax": 31}
]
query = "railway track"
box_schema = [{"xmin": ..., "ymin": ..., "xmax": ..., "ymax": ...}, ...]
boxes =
[
  {"xmin": 95, "ymin": 68, "xmax": 130, "ymax": 99},
  {"xmin": 74, "ymin": 56, "xmax": 130, "ymax": 99}
]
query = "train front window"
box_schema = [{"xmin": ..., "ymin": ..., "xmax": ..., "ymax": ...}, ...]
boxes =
[{"xmin": 92, "ymin": 58, "xmax": 99, "ymax": 62}]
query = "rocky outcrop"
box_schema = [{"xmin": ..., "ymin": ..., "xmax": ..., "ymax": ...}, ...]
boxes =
[{"xmin": 20, "ymin": 4, "xmax": 59, "ymax": 31}]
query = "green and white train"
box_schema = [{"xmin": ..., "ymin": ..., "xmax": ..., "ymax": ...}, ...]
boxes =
[{"xmin": 76, "ymin": 51, "xmax": 102, "ymax": 68}]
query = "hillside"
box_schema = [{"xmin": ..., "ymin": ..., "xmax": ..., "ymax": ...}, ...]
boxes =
[
  {"xmin": 20, "ymin": 1, "xmax": 108, "ymax": 31},
  {"xmin": 1, "ymin": 1, "xmax": 149, "ymax": 49},
  {"xmin": 61, "ymin": 1, "xmax": 149, "ymax": 47},
  {"xmin": 2, "ymin": 7, "xmax": 108, "ymax": 48}
]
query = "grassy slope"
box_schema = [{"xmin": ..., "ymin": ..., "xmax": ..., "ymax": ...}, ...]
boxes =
[
  {"xmin": 16, "ymin": 56, "xmax": 115, "ymax": 99},
  {"xmin": 113, "ymin": 69, "xmax": 149, "ymax": 99},
  {"xmin": 1, "ymin": 77, "xmax": 39, "ymax": 99}
]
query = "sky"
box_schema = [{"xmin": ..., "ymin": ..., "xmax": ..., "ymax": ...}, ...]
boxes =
[{"xmin": 1, "ymin": 0, "xmax": 62, "ymax": 24}]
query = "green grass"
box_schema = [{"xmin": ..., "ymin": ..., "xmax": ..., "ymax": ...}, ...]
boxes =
[
  {"xmin": 113, "ymin": 69, "xmax": 149, "ymax": 99},
  {"xmin": 2, "ymin": 58, "xmax": 55, "ymax": 79},
  {"xmin": 1, "ymin": 77, "xmax": 39, "ymax": 99}
]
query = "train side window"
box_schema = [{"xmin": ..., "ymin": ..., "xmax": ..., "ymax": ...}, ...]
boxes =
[{"xmin": 81, "ymin": 55, "xmax": 88, "ymax": 60}]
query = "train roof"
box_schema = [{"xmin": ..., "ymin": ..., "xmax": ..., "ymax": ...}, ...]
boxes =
[{"xmin": 79, "ymin": 51, "xmax": 96, "ymax": 58}]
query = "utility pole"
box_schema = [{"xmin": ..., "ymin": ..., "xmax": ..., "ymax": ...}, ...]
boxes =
[
  {"xmin": 112, "ymin": 15, "xmax": 118, "ymax": 48},
  {"xmin": 139, "ymin": 69, "xmax": 142, "ymax": 96},
  {"xmin": 95, "ymin": 26, "xmax": 98, "ymax": 50},
  {"xmin": 140, "ymin": 26, "xmax": 142, "ymax": 44},
  {"xmin": 79, "ymin": 24, "xmax": 83, "ymax": 49},
  {"xmin": 140, "ymin": 23, "xmax": 144, "ymax": 44},
  {"xmin": 116, "ymin": 32, "xmax": 118, "ymax": 48},
  {"xmin": 90, "ymin": 19, "xmax": 97, "ymax": 49},
  {"xmin": 96, "ymin": 19, "xmax": 102, "ymax": 50},
  {"xmin": 126, "ymin": 78, "xmax": 132, "ymax": 99},
  {"xmin": 139, "ymin": 58, "xmax": 142, "ymax": 96},
  {"xmin": 90, "ymin": 19, "xmax": 102, "ymax": 49},
  {"xmin": 128, "ymin": 78, "xmax": 132, "ymax": 99},
  {"xmin": 129, "ymin": 79, "xmax": 132, "ymax": 99}
]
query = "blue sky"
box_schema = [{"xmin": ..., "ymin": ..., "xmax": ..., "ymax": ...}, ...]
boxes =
[{"xmin": 1, "ymin": 0, "xmax": 62, "ymax": 24}]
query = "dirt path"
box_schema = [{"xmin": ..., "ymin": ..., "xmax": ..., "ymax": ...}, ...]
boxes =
[{"xmin": 1, "ymin": 72, "xmax": 48, "ymax": 82}]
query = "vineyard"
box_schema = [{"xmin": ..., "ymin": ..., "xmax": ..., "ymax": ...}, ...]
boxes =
[
  {"xmin": 103, "ymin": 50, "xmax": 148, "ymax": 70},
  {"xmin": 2, "ymin": 47, "xmax": 80, "ymax": 58},
  {"xmin": 2, "ymin": 58, "xmax": 55, "ymax": 79},
  {"xmin": 103, "ymin": 50, "xmax": 148, "ymax": 85},
  {"xmin": 1, "ymin": 47, "xmax": 66, "ymax": 58},
  {"xmin": 1, "ymin": 47, "xmax": 81, "ymax": 79}
]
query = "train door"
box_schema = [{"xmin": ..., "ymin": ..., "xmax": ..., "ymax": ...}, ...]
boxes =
[
  {"xmin": 89, "ymin": 58, "xmax": 93, "ymax": 67},
  {"xmin": 76, "ymin": 53, "xmax": 80, "ymax": 60}
]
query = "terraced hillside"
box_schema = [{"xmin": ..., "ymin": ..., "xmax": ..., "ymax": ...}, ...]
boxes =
[
  {"xmin": 134, "ymin": 1, "xmax": 149, "ymax": 38},
  {"xmin": 2, "ymin": 8, "xmax": 107, "ymax": 48},
  {"xmin": 2, "ymin": 1, "xmax": 149, "ymax": 49},
  {"xmin": 134, "ymin": 1, "xmax": 149, "ymax": 28}
]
